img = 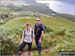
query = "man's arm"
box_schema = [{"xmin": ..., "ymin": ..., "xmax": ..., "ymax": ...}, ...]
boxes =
[
  {"xmin": 39, "ymin": 31, "xmax": 44, "ymax": 43},
  {"xmin": 39, "ymin": 24, "xmax": 45, "ymax": 43},
  {"xmin": 40, "ymin": 24, "xmax": 45, "ymax": 39},
  {"xmin": 40, "ymin": 31, "xmax": 44, "ymax": 39}
]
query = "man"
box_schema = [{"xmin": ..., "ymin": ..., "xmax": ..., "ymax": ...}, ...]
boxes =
[{"xmin": 34, "ymin": 17, "xmax": 45, "ymax": 55}]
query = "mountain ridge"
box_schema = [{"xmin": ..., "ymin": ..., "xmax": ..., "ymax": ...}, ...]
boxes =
[{"xmin": 0, "ymin": 0, "xmax": 75, "ymax": 22}]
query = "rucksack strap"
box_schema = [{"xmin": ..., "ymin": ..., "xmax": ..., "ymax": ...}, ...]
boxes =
[
  {"xmin": 31, "ymin": 29, "xmax": 34, "ymax": 38},
  {"xmin": 24, "ymin": 29, "xmax": 34, "ymax": 39}
]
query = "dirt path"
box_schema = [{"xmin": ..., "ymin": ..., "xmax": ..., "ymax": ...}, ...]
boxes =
[{"xmin": 13, "ymin": 47, "xmax": 55, "ymax": 56}]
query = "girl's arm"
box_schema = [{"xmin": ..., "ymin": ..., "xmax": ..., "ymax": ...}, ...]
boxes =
[
  {"xmin": 20, "ymin": 36, "xmax": 24, "ymax": 44},
  {"xmin": 20, "ymin": 31, "xmax": 24, "ymax": 44}
]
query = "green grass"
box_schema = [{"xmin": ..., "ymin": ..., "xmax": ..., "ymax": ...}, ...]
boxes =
[
  {"xmin": 0, "ymin": 15, "xmax": 74, "ymax": 55},
  {"xmin": 3, "ymin": 16, "xmax": 74, "ymax": 30}
]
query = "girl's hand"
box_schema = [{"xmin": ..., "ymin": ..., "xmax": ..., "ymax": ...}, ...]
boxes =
[
  {"xmin": 32, "ymin": 40, "xmax": 34, "ymax": 45},
  {"xmin": 20, "ymin": 41, "xmax": 23, "ymax": 44}
]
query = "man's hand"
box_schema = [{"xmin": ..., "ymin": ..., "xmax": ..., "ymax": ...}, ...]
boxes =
[
  {"xmin": 39, "ymin": 38, "xmax": 42, "ymax": 44},
  {"xmin": 39, "ymin": 31, "xmax": 44, "ymax": 43}
]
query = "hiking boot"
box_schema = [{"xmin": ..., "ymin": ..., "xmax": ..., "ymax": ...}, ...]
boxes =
[
  {"xmin": 16, "ymin": 53, "xmax": 21, "ymax": 56},
  {"xmin": 28, "ymin": 53, "xmax": 31, "ymax": 56},
  {"xmin": 38, "ymin": 51, "xmax": 41, "ymax": 56}
]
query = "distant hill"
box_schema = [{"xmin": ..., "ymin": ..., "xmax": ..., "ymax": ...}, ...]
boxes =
[
  {"xmin": 1, "ymin": 0, "xmax": 37, "ymax": 6},
  {"xmin": 51, "ymin": 14, "xmax": 75, "ymax": 22},
  {"xmin": 0, "ymin": 0, "xmax": 56, "ymax": 14},
  {"xmin": 12, "ymin": 0, "xmax": 37, "ymax": 4},
  {"xmin": 0, "ymin": 3, "xmax": 56, "ymax": 15},
  {"xmin": 0, "ymin": 0, "xmax": 75, "ymax": 22}
]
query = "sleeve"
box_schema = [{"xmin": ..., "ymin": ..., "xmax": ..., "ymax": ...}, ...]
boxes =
[{"xmin": 41, "ymin": 25, "xmax": 45, "ymax": 31}]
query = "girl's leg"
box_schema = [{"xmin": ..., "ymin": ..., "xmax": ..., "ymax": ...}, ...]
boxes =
[
  {"xmin": 28, "ymin": 42, "xmax": 32, "ymax": 55},
  {"xmin": 18, "ymin": 41, "xmax": 26, "ymax": 55}
]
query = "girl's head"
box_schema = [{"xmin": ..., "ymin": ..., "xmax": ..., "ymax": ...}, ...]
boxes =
[{"xmin": 26, "ymin": 23, "xmax": 31, "ymax": 30}]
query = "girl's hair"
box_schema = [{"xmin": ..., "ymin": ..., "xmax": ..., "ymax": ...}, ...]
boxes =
[{"xmin": 26, "ymin": 23, "xmax": 31, "ymax": 26}]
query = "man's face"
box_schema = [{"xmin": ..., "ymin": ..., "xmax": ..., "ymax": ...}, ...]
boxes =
[{"xmin": 36, "ymin": 20, "xmax": 41, "ymax": 25}]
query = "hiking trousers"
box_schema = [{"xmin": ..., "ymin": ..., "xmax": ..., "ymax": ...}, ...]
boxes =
[
  {"xmin": 19, "ymin": 41, "xmax": 32, "ymax": 52},
  {"xmin": 35, "ymin": 37, "xmax": 43, "ymax": 53}
]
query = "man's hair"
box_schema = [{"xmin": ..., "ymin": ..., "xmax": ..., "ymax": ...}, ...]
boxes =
[{"xmin": 36, "ymin": 17, "xmax": 41, "ymax": 21}]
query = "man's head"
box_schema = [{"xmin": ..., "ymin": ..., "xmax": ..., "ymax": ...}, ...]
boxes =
[{"xmin": 36, "ymin": 18, "xmax": 41, "ymax": 25}]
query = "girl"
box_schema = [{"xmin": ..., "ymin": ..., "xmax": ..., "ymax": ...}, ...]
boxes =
[{"xmin": 16, "ymin": 23, "xmax": 34, "ymax": 56}]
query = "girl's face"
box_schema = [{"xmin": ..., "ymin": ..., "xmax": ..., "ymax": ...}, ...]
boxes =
[{"xmin": 26, "ymin": 25, "xmax": 31, "ymax": 29}]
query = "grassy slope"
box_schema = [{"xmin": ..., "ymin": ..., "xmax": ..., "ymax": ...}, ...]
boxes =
[
  {"xmin": 1, "ymin": 15, "xmax": 75, "ymax": 55},
  {"xmin": 3, "ymin": 16, "xmax": 74, "ymax": 29},
  {"xmin": 2, "ymin": 16, "xmax": 74, "ymax": 36},
  {"xmin": 0, "ymin": 3, "xmax": 75, "ymax": 56}
]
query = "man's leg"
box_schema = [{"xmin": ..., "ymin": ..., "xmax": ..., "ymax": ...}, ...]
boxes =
[
  {"xmin": 28, "ymin": 42, "xmax": 32, "ymax": 55},
  {"xmin": 38, "ymin": 40, "xmax": 42, "ymax": 54},
  {"xmin": 35, "ymin": 38, "xmax": 42, "ymax": 54},
  {"xmin": 35, "ymin": 38, "xmax": 39, "ymax": 49},
  {"xmin": 35, "ymin": 39, "xmax": 38, "ymax": 46}
]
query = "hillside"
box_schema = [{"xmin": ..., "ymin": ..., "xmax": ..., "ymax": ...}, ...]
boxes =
[
  {"xmin": 0, "ymin": 4, "xmax": 75, "ymax": 22},
  {"xmin": 0, "ymin": 5, "xmax": 75, "ymax": 22},
  {"xmin": 0, "ymin": 0, "xmax": 75, "ymax": 55},
  {"xmin": 51, "ymin": 14, "xmax": 75, "ymax": 22},
  {"xmin": 1, "ymin": 0, "xmax": 75, "ymax": 22},
  {"xmin": 1, "ymin": 0, "xmax": 37, "ymax": 6},
  {"xmin": 0, "ymin": 8, "xmax": 50, "ymax": 25},
  {"xmin": 0, "ymin": 3, "xmax": 55, "ymax": 14},
  {"xmin": 0, "ymin": 14, "xmax": 74, "ymax": 55}
]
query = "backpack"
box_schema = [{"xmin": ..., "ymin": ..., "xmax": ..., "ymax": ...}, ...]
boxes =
[
  {"xmin": 41, "ymin": 24, "xmax": 46, "ymax": 33},
  {"xmin": 35, "ymin": 24, "xmax": 46, "ymax": 33}
]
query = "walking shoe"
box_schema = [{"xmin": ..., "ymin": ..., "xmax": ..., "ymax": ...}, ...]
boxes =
[
  {"xmin": 38, "ymin": 51, "xmax": 41, "ymax": 56},
  {"xmin": 28, "ymin": 53, "xmax": 31, "ymax": 56},
  {"xmin": 16, "ymin": 53, "xmax": 21, "ymax": 56}
]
